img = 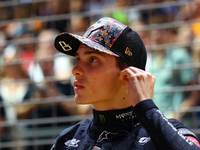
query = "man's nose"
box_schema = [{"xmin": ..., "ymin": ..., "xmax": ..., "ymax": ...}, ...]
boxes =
[{"xmin": 72, "ymin": 62, "xmax": 84, "ymax": 77}]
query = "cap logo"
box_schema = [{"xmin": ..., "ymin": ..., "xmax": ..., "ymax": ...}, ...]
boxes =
[
  {"xmin": 125, "ymin": 47, "xmax": 132, "ymax": 56},
  {"xmin": 59, "ymin": 41, "xmax": 72, "ymax": 51},
  {"xmin": 84, "ymin": 23, "xmax": 104, "ymax": 38}
]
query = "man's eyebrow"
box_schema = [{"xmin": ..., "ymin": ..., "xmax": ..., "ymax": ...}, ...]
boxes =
[{"xmin": 75, "ymin": 50, "xmax": 105, "ymax": 57}]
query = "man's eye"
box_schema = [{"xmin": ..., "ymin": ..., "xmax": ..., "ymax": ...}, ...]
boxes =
[
  {"xmin": 76, "ymin": 58, "xmax": 80, "ymax": 63},
  {"xmin": 91, "ymin": 57, "xmax": 98, "ymax": 62}
]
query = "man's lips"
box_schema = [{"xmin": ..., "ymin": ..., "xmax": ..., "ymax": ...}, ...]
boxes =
[{"xmin": 73, "ymin": 81, "xmax": 84, "ymax": 90}]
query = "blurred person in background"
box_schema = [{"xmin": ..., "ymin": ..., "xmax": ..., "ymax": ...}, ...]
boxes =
[
  {"xmin": 70, "ymin": 15, "xmax": 90, "ymax": 34},
  {"xmin": 147, "ymin": 26, "xmax": 196, "ymax": 118},
  {"xmin": 175, "ymin": 6, "xmax": 200, "ymax": 117},
  {"xmin": 69, "ymin": 0, "xmax": 86, "ymax": 13},
  {"xmin": 0, "ymin": 44, "xmax": 35, "ymax": 149},
  {"xmin": 176, "ymin": 33, "xmax": 200, "ymax": 139},
  {"xmin": 45, "ymin": 0, "xmax": 70, "ymax": 32},
  {"xmin": 0, "ymin": 31, "xmax": 7, "ymax": 81},
  {"xmin": 0, "ymin": 31, "xmax": 7, "ymax": 55},
  {"xmin": 190, "ymin": 0, "xmax": 200, "ymax": 64}
]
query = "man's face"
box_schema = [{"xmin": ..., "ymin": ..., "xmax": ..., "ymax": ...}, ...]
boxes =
[{"xmin": 72, "ymin": 44, "xmax": 125, "ymax": 110}]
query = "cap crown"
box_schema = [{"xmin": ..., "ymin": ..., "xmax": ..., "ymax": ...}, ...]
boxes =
[{"xmin": 83, "ymin": 17, "xmax": 127, "ymax": 51}]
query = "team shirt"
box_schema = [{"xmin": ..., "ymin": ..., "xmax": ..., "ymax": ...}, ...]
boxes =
[{"xmin": 51, "ymin": 100, "xmax": 200, "ymax": 150}]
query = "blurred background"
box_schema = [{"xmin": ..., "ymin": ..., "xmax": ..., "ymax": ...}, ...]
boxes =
[{"xmin": 0, "ymin": 0, "xmax": 200, "ymax": 149}]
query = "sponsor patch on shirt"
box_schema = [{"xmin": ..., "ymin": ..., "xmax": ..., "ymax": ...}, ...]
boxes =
[
  {"xmin": 64, "ymin": 138, "xmax": 80, "ymax": 148},
  {"xmin": 138, "ymin": 137, "xmax": 151, "ymax": 145}
]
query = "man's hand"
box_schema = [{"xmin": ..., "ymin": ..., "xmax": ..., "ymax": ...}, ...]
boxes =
[{"xmin": 119, "ymin": 67, "xmax": 156, "ymax": 107}]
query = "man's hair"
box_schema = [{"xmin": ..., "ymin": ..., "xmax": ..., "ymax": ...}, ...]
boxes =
[{"xmin": 116, "ymin": 57, "xmax": 129, "ymax": 70}]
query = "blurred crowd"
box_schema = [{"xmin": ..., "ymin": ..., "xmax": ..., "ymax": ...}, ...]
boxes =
[{"xmin": 0, "ymin": 0, "xmax": 200, "ymax": 149}]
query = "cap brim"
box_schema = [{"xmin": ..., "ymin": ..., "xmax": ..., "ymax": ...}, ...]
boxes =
[{"xmin": 54, "ymin": 32, "xmax": 119, "ymax": 57}]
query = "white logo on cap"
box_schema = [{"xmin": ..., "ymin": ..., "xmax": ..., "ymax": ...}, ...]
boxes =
[
  {"xmin": 84, "ymin": 23, "xmax": 104, "ymax": 37},
  {"xmin": 59, "ymin": 41, "xmax": 72, "ymax": 51}
]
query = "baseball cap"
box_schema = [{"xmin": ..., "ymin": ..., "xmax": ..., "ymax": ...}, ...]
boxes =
[{"xmin": 54, "ymin": 17, "xmax": 147, "ymax": 70}]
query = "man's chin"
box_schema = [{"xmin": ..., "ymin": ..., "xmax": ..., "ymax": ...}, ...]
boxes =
[{"xmin": 74, "ymin": 96, "xmax": 88, "ymax": 104}]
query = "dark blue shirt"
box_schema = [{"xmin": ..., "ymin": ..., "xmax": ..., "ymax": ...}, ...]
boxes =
[{"xmin": 51, "ymin": 100, "xmax": 199, "ymax": 150}]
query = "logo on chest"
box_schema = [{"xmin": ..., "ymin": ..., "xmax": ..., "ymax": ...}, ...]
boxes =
[
  {"xmin": 138, "ymin": 137, "xmax": 151, "ymax": 145},
  {"xmin": 64, "ymin": 138, "xmax": 80, "ymax": 148},
  {"xmin": 97, "ymin": 130, "xmax": 117, "ymax": 142}
]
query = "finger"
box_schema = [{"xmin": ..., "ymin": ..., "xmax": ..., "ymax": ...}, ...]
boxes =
[
  {"xmin": 127, "ymin": 67, "xmax": 147, "ymax": 82},
  {"xmin": 119, "ymin": 67, "xmax": 135, "ymax": 81},
  {"xmin": 129, "ymin": 67, "xmax": 156, "ymax": 82},
  {"xmin": 119, "ymin": 67, "xmax": 144, "ymax": 84},
  {"xmin": 119, "ymin": 68, "xmax": 134, "ymax": 86},
  {"xmin": 128, "ymin": 66, "xmax": 145, "ymax": 74}
]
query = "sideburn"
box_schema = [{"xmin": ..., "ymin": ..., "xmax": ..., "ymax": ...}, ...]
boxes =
[{"xmin": 115, "ymin": 57, "xmax": 129, "ymax": 70}]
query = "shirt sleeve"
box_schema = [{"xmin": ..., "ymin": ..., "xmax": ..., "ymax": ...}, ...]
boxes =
[{"xmin": 134, "ymin": 99, "xmax": 200, "ymax": 150}]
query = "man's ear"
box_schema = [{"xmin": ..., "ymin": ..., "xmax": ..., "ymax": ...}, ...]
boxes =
[
  {"xmin": 120, "ymin": 80, "xmax": 128, "ymax": 86},
  {"xmin": 119, "ymin": 71, "xmax": 129, "ymax": 86}
]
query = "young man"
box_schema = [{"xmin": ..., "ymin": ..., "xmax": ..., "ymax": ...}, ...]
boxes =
[{"xmin": 52, "ymin": 17, "xmax": 200, "ymax": 150}]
